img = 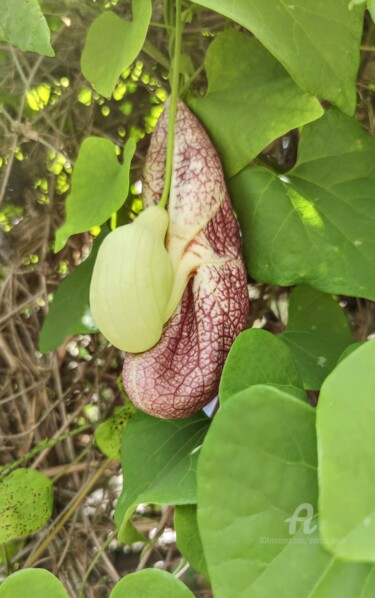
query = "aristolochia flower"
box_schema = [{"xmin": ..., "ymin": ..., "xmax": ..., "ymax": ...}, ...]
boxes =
[{"xmin": 122, "ymin": 101, "xmax": 249, "ymax": 418}]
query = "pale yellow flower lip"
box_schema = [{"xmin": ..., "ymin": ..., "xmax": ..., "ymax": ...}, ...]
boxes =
[{"xmin": 89, "ymin": 205, "xmax": 174, "ymax": 353}]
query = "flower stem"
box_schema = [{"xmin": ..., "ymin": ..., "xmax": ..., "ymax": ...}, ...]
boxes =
[{"xmin": 158, "ymin": 0, "xmax": 182, "ymax": 209}]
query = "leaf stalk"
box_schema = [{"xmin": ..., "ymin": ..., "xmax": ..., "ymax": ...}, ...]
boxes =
[{"xmin": 158, "ymin": 0, "xmax": 183, "ymax": 209}]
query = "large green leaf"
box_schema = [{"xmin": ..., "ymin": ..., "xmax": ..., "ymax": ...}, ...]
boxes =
[
  {"xmin": 280, "ymin": 286, "xmax": 352, "ymax": 390},
  {"xmin": 114, "ymin": 411, "xmax": 209, "ymax": 542},
  {"xmin": 109, "ymin": 570, "xmax": 194, "ymax": 598},
  {"xmin": 198, "ymin": 386, "xmax": 318, "ymax": 596},
  {"xmin": 189, "ymin": 30, "xmax": 322, "ymax": 177},
  {"xmin": 219, "ymin": 328, "xmax": 306, "ymax": 402},
  {"xmin": 175, "ymin": 505, "xmax": 209, "ymax": 578},
  {"xmin": 81, "ymin": 1, "xmax": 152, "ymax": 98},
  {"xmin": 230, "ymin": 109, "xmax": 375, "ymax": 301},
  {"xmin": 197, "ymin": 385, "xmax": 375, "ymax": 596},
  {"xmin": 0, "ymin": 0, "xmax": 54, "ymax": 57},
  {"xmin": 0, "ymin": 569, "xmax": 68, "ymax": 598},
  {"xmin": 39, "ymin": 230, "xmax": 107, "ymax": 353},
  {"xmin": 244, "ymin": 523, "xmax": 375, "ymax": 597},
  {"xmin": 317, "ymin": 340, "xmax": 375, "ymax": 561},
  {"xmin": 192, "ymin": 0, "xmax": 363, "ymax": 115},
  {"xmin": 55, "ymin": 137, "xmax": 135, "ymax": 252},
  {"xmin": 0, "ymin": 469, "xmax": 53, "ymax": 543}
]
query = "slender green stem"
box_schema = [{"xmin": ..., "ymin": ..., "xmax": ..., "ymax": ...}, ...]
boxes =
[
  {"xmin": 0, "ymin": 544, "xmax": 10, "ymax": 575},
  {"xmin": 163, "ymin": 0, "xmax": 171, "ymax": 27},
  {"xmin": 110, "ymin": 211, "xmax": 117, "ymax": 231},
  {"xmin": 142, "ymin": 39, "xmax": 170, "ymax": 70},
  {"xmin": 0, "ymin": 422, "xmax": 93, "ymax": 478},
  {"xmin": 149, "ymin": 20, "xmax": 174, "ymax": 30},
  {"xmin": 172, "ymin": 557, "xmax": 187, "ymax": 576},
  {"xmin": 51, "ymin": 442, "xmax": 93, "ymax": 484},
  {"xmin": 180, "ymin": 62, "xmax": 205, "ymax": 98},
  {"xmin": 78, "ymin": 530, "xmax": 118, "ymax": 598},
  {"xmin": 158, "ymin": 0, "xmax": 183, "ymax": 209}
]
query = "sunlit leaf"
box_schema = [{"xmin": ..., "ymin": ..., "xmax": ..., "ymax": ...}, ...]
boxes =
[
  {"xmin": 81, "ymin": 1, "xmax": 152, "ymax": 98},
  {"xmin": 114, "ymin": 411, "xmax": 209, "ymax": 542},
  {"xmin": 219, "ymin": 328, "xmax": 306, "ymax": 402},
  {"xmin": 0, "ymin": 0, "xmax": 54, "ymax": 56},
  {"xmin": 280, "ymin": 286, "xmax": 353, "ymax": 389},
  {"xmin": 192, "ymin": 0, "xmax": 363, "ymax": 115},
  {"xmin": 109, "ymin": 569, "xmax": 194, "ymax": 598},
  {"xmin": 39, "ymin": 231, "xmax": 107, "ymax": 353},
  {"xmin": 0, "ymin": 469, "xmax": 53, "ymax": 543},
  {"xmin": 317, "ymin": 340, "xmax": 375, "ymax": 561},
  {"xmin": 0, "ymin": 569, "xmax": 68, "ymax": 598},
  {"xmin": 55, "ymin": 137, "xmax": 135, "ymax": 252},
  {"xmin": 230, "ymin": 110, "xmax": 375, "ymax": 301},
  {"xmin": 190, "ymin": 30, "xmax": 323, "ymax": 176}
]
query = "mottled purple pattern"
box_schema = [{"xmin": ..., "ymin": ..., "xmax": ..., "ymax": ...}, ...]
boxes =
[{"xmin": 123, "ymin": 101, "xmax": 249, "ymax": 418}]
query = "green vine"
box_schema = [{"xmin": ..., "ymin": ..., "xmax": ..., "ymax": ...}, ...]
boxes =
[
  {"xmin": 0, "ymin": 422, "xmax": 93, "ymax": 479},
  {"xmin": 158, "ymin": 0, "xmax": 183, "ymax": 209},
  {"xmin": 78, "ymin": 529, "xmax": 118, "ymax": 598}
]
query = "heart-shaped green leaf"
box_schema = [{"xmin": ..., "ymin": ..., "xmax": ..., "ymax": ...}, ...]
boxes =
[
  {"xmin": 230, "ymin": 110, "xmax": 375, "ymax": 301},
  {"xmin": 198, "ymin": 385, "xmax": 375, "ymax": 596},
  {"xmin": 280, "ymin": 286, "xmax": 352, "ymax": 389},
  {"xmin": 81, "ymin": 1, "xmax": 152, "ymax": 98},
  {"xmin": 0, "ymin": 0, "xmax": 54, "ymax": 56},
  {"xmin": 114, "ymin": 411, "xmax": 209, "ymax": 542},
  {"xmin": 0, "ymin": 569, "xmax": 68, "ymax": 598},
  {"xmin": 0, "ymin": 469, "xmax": 53, "ymax": 543},
  {"xmin": 39, "ymin": 229, "xmax": 107, "ymax": 353},
  {"xmin": 219, "ymin": 328, "xmax": 306, "ymax": 402},
  {"xmin": 192, "ymin": 0, "xmax": 363, "ymax": 114},
  {"xmin": 109, "ymin": 569, "xmax": 194, "ymax": 598},
  {"xmin": 55, "ymin": 137, "xmax": 135, "ymax": 252},
  {"xmin": 190, "ymin": 30, "xmax": 322, "ymax": 177}
]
